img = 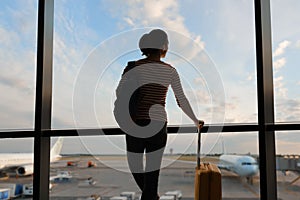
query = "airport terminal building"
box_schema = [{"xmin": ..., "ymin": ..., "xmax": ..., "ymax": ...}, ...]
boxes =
[{"xmin": 0, "ymin": 0, "xmax": 300, "ymax": 200}]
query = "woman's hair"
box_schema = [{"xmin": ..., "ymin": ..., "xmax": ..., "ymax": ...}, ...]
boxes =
[{"xmin": 139, "ymin": 29, "xmax": 168, "ymax": 56}]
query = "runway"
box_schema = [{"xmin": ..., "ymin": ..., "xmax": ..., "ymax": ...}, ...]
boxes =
[{"xmin": 1, "ymin": 155, "xmax": 300, "ymax": 199}]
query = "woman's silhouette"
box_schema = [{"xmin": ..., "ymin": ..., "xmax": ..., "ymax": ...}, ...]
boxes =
[{"xmin": 115, "ymin": 29, "xmax": 203, "ymax": 200}]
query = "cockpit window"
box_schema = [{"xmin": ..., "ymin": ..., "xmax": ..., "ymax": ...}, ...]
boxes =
[{"xmin": 241, "ymin": 162, "xmax": 257, "ymax": 166}]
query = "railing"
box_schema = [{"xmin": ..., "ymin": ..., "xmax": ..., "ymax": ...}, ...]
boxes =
[{"xmin": 1, "ymin": 123, "xmax": 299, "ymax": 138}]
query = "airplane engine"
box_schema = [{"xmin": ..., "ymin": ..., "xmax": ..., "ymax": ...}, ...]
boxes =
[{"xmin": 16, "ymin": 165, "xmax": 34, "ymax": 176}]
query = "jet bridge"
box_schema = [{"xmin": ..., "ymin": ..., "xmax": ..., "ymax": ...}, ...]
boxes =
[
  {"xmin": 276, "ymin": 155, "xmax": 300, "ymax": 186},
  {"xmin": 276, "ymin": 155, "xmax": 300, "ymax": 171}
]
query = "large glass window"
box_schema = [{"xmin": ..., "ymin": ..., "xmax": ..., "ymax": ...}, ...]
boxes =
[
  {"xmin": 179, "ymin": 0, "xmax": 257, "ymax": 124},
  {"xmin": 271, "ymin": 0, "xmax": 300, "ymax": 123},
  {"xmin": 48, "ymin": 133, "xmax": 260, "ymax": 199},
  {"xmin": 4, "ymin": 1, "xmax": 300, "ymax": 199},
  {"xmin": 275, "ymin": 131, "xmax": 300, "ymax": 199},
  {"xmin": 0, "ymin": 138, "xmax": 34, "ymax": 198},
  {"xmin": 0, "ymin": 0, "xmax": 38, "ymax": 130},
  {"xmin": 52, "ymin": 0, "xmax": 258, "ymax": 129},
  {"xmin": 52, "ymin": 0, "xmax": 105, "ymax": 129}
]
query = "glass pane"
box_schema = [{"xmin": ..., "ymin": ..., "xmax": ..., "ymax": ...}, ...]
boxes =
[
  {"xmin": 0, "ymin": 138, "xmax": 34, "ymax": 198},
  {"xmin": 49, "ymin": 132, "xmax": 259, "ymax": 199},
  {"xmin": 52, "ymin": 0, "xmax": 257, "ymax": 129},
  {"xmin": 218, "ymin": 132, "xmax": 260, "ymax": 199},
  {"xmin": 0, "ymin": 1, "xmax": 38, "ymax": 130},
  {"xmin": 276, "ymin": 131, "xmax": 300, "ymax": 199},
  {"xmin": 183, "ymin": 0, "xmax": 258, "ymax": 124},
  {"xmin": 271, "ymin": 1, "xmax": 300, "ymax": 123}
]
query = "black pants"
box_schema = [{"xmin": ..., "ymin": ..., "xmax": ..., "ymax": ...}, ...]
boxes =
[{"xmin": 126, "ymin": 120, "xmax": 167, "ymax": 200}]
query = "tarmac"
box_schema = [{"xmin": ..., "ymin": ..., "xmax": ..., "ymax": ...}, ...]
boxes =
[{"xmin": 1, "ymin": 155, "xmax": 300, "ymax": 200}]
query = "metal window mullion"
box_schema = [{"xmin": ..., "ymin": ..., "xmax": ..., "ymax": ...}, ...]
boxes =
[
  {"xmin": 254, "ymin": 0, "xmax": 277, "ymax": 199},
  {"xmin": 34, "ymin": 0, "xmax": 54, "ymax": 200}
]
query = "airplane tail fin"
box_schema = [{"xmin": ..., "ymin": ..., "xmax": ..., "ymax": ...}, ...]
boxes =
[
  {"xmin": 221, "ymin": 134, "xmax": 226, "ymax": 155},
  {"xmin": 50, "ymin": 137, "xmax": 63, "ymax": 161}
]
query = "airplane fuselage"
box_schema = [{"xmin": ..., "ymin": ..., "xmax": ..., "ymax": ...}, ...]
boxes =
[
  {"xmin": 0, "ymin": 138, "xmax": 63, "ymax": 176},
  {"xmin": 0, "ymin": 153, "xmax": 33, "ymax": 168},
  {"xmin": 220, "ymin": 154, "xmax": 259, "ymax": 177}
]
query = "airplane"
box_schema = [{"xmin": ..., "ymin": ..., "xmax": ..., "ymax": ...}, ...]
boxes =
[
  {"xmin": 167, "ymin": 153, "xmax": 259, "ymax": 184},
  {"xmin": 214, "ymin": 135, "xmax": 259, "ymax": 182},
  {"xmin": 218, "ymin": 154, "xmax": 259, "ymax": 182},
  {"xmin": 0, "ymin": 137, "xmax": 63, "ymax": 177},
  {"xmin": 168, "ymin": 154, "xmax": 258, "ymax": 176}
]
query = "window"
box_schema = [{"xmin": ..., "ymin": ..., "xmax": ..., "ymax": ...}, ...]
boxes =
[
  {"xmin": 52, "ymin": 0, "xmax": 258, "ymax": 130},
  {"xmin": 276, "ymin": 131, "xmax": 300, "ymax": 199},
  {"xmin": 0, "ymin": 138, "xmax": 34, "ymax": 198},
  {"xmin": 180, "ymin": 0, "xmax": 257, "ymax": 124},
  {"xmin": 1, "ymin": 1, "xmax": 299, "ymax": 199},
  {"xmin": 48, "ymin": 132, "xmax": 260, "ymax": 199},
  {"xmin": 0, "ymin": 0, "xmax": 38, "ymax": 130},
  {"xmin": 271, "ymin": 0, "xmax": 300, "ymax": 123}
]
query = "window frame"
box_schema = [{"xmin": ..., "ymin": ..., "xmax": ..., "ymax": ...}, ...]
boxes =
[{"xmin": 0, "ymin": 0, "xmax": 300, "ymax": 199}]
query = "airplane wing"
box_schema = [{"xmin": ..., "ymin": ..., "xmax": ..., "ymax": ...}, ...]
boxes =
[
  {"xmin": 216, "ymin": 157, "xmax": 233, "ymax": 171},
  {"xmin": 217, "ymin": 160, "xmax": 234, "ymax": 171},
  {"xmin": 217, "ymin": 163, "xmax": 234, "ymax": 172}
]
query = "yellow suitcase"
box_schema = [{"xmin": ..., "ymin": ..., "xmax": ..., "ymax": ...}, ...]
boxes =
[{"xmin": 194, "ymin": 126, "xmax": 222, "ymax": 200}]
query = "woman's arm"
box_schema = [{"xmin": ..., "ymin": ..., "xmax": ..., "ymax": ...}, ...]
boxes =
[{"xmin": 170, "ymin": 69, "xmax": 199, "ymax": 126}]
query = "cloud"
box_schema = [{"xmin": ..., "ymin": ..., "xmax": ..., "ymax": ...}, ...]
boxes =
[
  {"xmin": 123, "ymin": 17, "xmax": 135, "ymax": 26},
  {"xmin": 275, "ymin": 98, "xmax": 300, "ymax": 122},
  {"xmin": 273, "ymin": 40, "xmax": 291, "ymax": 57},
  {"xmin": 0, "ymin": 0, "xmax": 38, "ymax": 50},
  {"xmin": 272, "ymin": 40, "xmax": 300, "ymax": 123},
  {"xmin": 0, "ymin": 1, "xmax": 38, "ymax": 129},
  {"xmin": 274, "ymin": 76, "xmax": 287, "ymax": 98},
  {"xmin": 273, "ymin": 57, "xmax": 286, "ymax": 71},
  {"xmin": 102, "ymin": 0, "xmax": 205, "ymax": 57},
  {"xmin": 0, "ymin": 74, "xmax": 32, "ymax": 94},
  {"xmin": 272, "ymin": 40, "xmax": 300, "ymax": 121}
]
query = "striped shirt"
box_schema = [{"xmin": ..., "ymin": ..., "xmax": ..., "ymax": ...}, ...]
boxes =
[{"xmin": 116, "ymin": 59, "xmax": 196, "ymax": 122}]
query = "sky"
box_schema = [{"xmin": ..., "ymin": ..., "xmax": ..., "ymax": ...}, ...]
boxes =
[{"xmin": 0, "ymin": 0, "xmax": 299, "ymax": 155}]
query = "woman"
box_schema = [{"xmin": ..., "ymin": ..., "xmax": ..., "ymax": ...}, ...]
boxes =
[{"xmin": 115, "ymin": 29, "xmax": 203, "ymax": 200}]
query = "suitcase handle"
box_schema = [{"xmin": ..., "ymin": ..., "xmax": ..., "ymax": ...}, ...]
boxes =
[{"xmin": 197, "ymin": 121, "xmax": 205, "ymax": 169}]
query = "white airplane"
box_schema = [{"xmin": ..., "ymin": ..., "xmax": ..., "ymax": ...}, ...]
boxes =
[
  {"xmin": 0, "ymin": 137, "xmax": 63, "ymax": 176},
  {"xmin": 215, "ymin": 135, "xmax": 259, "ymax": 180},
  {"xmin": 165, "ymin": 153, "xmax": 259, "ymax": 183},
  {"xmin": 218, "ymin": 154, "xmax": 259, "ymax": 178}
]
